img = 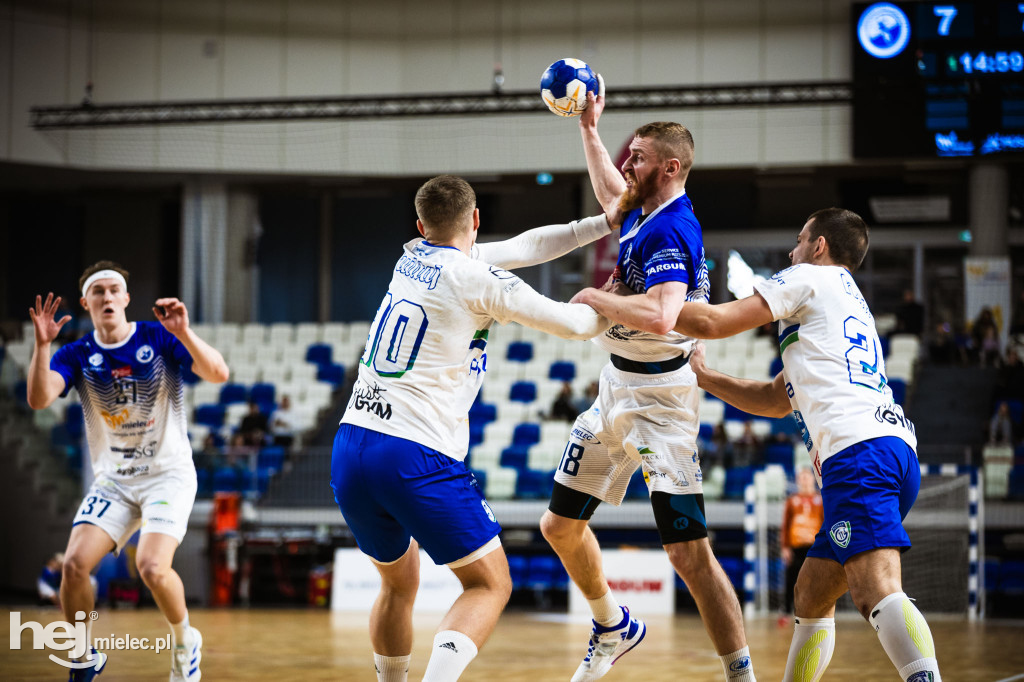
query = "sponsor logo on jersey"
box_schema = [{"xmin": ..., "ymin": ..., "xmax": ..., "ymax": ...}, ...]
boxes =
[
  {"xmin": 351, "ymin": 382, "xmax": 393, "ymax": 421},
  {"xmin": 673, "ymin": 516, "xmax": 690, "ymax": 530},
  {"xmin": 101, "ymin": 409, "xmax": 131, "ymax": 429},
  {"xmin": 674, "ymin": 470, "xmax": 690, "ymax": 487},
  {"xmin": 395, "ymin": 253, "xmax": 443, "ymax": 290},
  {"xmin": 111, "ymin": 366, "xmax": 132, "ymax": 379},
  {"xmin": 135, "ymin": 345, "xmax": 155, "ymax": 363},
  {"xmin": 605, "ymin": 324, "xmax": 644, "ymax": 341},
  {"xmin": 88, "ymin": 353, "xmax": 103, "ymax": 367},
  {"xmin": 646, "ymin": 262, "xmax": 685, "ymax": 276},
  {"xmin": 830, "ymin": 521, "xmax": 852, "ymax": 549},
  {"xmin": 481, "ymin": 500, "xmax": 496, "ymax": 523},
  {"xmin": 874, "ymin": 404, "xmax": 916, "ymax": 436},
  {"xmin": 487, "ymin": 265, "xmax": 517, "ymax": 280},
  {"xmin": 115, "ymin": 464, "xmax": 150, "ymax": 477},
  {"xmin": 571, "ymin": 426, "xmax": 601, "ymax": 444}
]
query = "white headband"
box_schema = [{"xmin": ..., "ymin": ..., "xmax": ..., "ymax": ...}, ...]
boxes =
[{"xmin": 81, "ymin": 270, "xmax": 128, "ymax": 298}]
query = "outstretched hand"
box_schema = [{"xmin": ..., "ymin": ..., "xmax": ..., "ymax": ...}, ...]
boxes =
[
  {"xmin": 29, "ymin": 293, "xmax": 71, "ymax": 346},
  {"xmin": 579, "ymin": 74, "xmax": 606, "ymax": 130},
  {"xmin": 153, "ymin": 298, "xmax": 190, "ymax": 336}
]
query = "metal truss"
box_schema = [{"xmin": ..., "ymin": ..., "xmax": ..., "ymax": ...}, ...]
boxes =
[{"xmin": 31, "ymin": 81, "xmax": 852, "ymax": 129}]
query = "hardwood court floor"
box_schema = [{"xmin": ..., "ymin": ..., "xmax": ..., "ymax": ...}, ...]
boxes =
[{"xmin": 4, "ymin": 608, "xmax": 1023, "ymax": 680}]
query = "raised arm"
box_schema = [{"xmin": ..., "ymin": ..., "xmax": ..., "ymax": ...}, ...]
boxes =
[
  {"xmin": 673, "ymin": 293, "xmax": 776, "ymax": 340},
  {"xmin": 474, "ymin": 214, "xmax": 613, "ymax": 271},
  {"xmin": 154, "ymin": 298, "xmax": 230, "ymax": 384},
  {"xmin": 579, "ymin": 76, "xmax": 627, "ymax": 213},
  {"xmin": 26, "ymin": 293, "xmax": 71, "ymax": 410},
  {"xmin": 689, "ymin": 342, "xmax": 792, "ymax": 419}
]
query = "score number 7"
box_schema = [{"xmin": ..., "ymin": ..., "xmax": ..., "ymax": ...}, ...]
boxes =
[{"xmin": 933, "ymin": 6, "xmax": 957, "ymax": 36}]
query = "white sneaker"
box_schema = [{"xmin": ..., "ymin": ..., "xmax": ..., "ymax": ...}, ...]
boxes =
[
  {"xmin": 571, "ymin": 607, "xmax": 646, "ymax": 682},
  {"xmin": 170, "ymin": 627, "xmax": 202, "ymax": 682}
]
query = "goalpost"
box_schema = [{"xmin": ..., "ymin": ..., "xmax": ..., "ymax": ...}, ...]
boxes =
[{"xmin": 743, "ymin": 465, "xmax": 983, "ymax": 620}]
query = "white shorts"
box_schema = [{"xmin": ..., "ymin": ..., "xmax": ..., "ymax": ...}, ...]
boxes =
[
  {"xmin": 552, "ymin": 361, "xmax": 702, "ymax": 505},
  {"xmin": 72, "ymin": 470, "xmax": 197, "ymax": 554}
]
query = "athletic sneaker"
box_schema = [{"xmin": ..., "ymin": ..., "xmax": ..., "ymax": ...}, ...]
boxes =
[
  {"xmin": 169, "ymin": 627, "xmax": 203, "ymax": 682},
  {"xmin": 571, "ymin": 606, "xmax": 647, "ymax": 682},
  {"xmin": 68, "ymin": 648, "xmax": 107, "ymax": 682}
]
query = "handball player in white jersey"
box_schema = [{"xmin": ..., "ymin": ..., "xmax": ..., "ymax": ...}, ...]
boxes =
[
  {"xmin": 540, "ymin": 82, "xmax": 755, "ymax": 682},
  {"xmin": 27, "ymin": 261, "xmax": 229, "ymax": 682},
  {"xmin": 330, "ymin": 175, "xmax": 618, "ymax": 682},
  {"xmin": 673, "ymin": 208, "xmax": 941, "ymax": 681}
]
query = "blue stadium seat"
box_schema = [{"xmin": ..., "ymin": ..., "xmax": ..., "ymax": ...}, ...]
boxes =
[
  {"xmin": 182, "ymin": 365, "xmax": 201, "ymax": 385},
  {"xmin": 470, "ymin": 469, "xmax": 488, "ymax": 492},
  {"xmin": 305, "ymin": 343, "xmax": 332, "ymax": 366},
  {"xmin": 51, "ymin": 425, "xmax": 73, "ymax": 448},
  {"xmin": 219, "ymin": 383, "xmax": 248, "ymax": 405},
  {"xmin": 888, "ymin": 378, "xmax": 906, "ymax": 406},
  {"xmin": 1008, "ymin": 466, "xmax": 1024, "ymax": 501},
  {"xmin": 626, "ymin": 469, "xmax": 649, "ymax": 500},
  {"xmin": 258, "ymin": 446, "xmax": 286, "ymax": 473},
  {"xmin": 1005, "ymin": 399, "xmax": 1024, "ymax": 425},
  {"xmin": 526, "ymin": 555, "xmax": 559, "ymax": 591},
  {"xmin": 250, "ymin": 382, "xmax": 276, "ymax": 405},
  {"xmin": 548, "ymin": 361, "xmax": 576, "ymax": 382},
  {"xmin": 507, "ymin": 555, "xmax": 528, "ymax": 590},
  {"xmin": 764, "ymin": 442, "xmax": 795, "ymax": 472},
  {"xmin": 718, "ymin": 557, "xmax": 745, "ymax": 589},
  {"xmin": 196, "ymin": 468, "xmax": 212, "ymax": 497},
  {"xmin": 769, "ymin": 356, "xmax": 784, "ymax": 377},
  {"xmin": 500, "ymin": 445, "xmax": 530, "ymax": 471},
  {"xmin": 469, "ymin": 423, "xmax": 485, "ymax": 447},
  {"xmin": 317, "ymin": 363, "xmax": 345, "ymax": 385},
  {"xmin": 698, "ymin": 423, "xmax": 714, "ymax": 441},
  {"xmin": 469, "ymin": 395, "xmax": 497, "ymax": 425},
  {"xmin": 515, "ymin": 469, "xmax": 553, "ymax": 499},
  {"xmin": 212, "ymin": 466, "xmax": 241, "ymax": 492},
  {"xmin": 770, "ymin": 414, "xmax": 799, "ymax": 436},
  {"xmin": 250, "ymin": 467, "xmax": 273, "ymax": 496},
  {"xmin": 65, "ymin": 403, "xmax": 85, "ymax": 439},
  {"xmin": 879, "ymin": 336, "xmax": 890, "ymax": 358},
  {"xmin": 724, "ymin": 403, "xmax": 754, "ymax": 421},
  {"xmin": 512, "ymin": 423, "xmax": 541, "ymax": 446},
  {"xmin": 195, "ymin": 404, "xmax": 226, "ymax": 428},
  {"xmin": 509, "ymin": 381, "xmax": 537, "ymax": 403},
  {"xmin": 506, "ymin": 341, "xmax": 533, "ymax": 362},
  {"xmin": 724, "ymin": 466, "xmax": 754, "ymax": 499},
  {"xmin": 998, "ymin": 560, "xmax": 1024, "ymax": 593}
]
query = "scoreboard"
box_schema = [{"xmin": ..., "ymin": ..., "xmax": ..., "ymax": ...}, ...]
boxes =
[{"xmin": 852, "ymin": 2, "xmax": 1024, "ymax": 159}]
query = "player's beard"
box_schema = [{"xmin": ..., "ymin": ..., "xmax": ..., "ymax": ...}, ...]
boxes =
[{"xmin": 618, "ymin": 173, "xmax": 643, "ymax": 214}]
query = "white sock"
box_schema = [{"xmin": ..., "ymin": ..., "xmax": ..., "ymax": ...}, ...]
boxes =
[
  {"xmin": 868, "ymin": 592, "xmax": 941, "ymax": 682},
  {"xmin": 587, "ymin": 589, "xmax": 622, "ymax": 627},
  {"xmin": 422, "ymin": 630, "xmax": 478, "ymax": 682},
  {"xmin": 170, "ymin": 614, "xmax": 190, "ymax": 649},
  {"xmin": 782, "ymin": 617, "xmax": 835, "ymax": 682},
  {"xmin": 720, "ymin": 646, "xmax": 756, "ymax": 680},
  {"xmin": 374, "ymin": 652, "xmax": 410, "ymax": 682}
]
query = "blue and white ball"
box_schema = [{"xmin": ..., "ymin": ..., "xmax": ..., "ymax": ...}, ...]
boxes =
[{"xmin": 540, "ymin": 58, "xmax": 599, "ymax": 117}]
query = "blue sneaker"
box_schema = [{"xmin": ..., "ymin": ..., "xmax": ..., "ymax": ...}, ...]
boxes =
[
  {"xmin": 169, "ymin": 627, "xmax": 202, "ymax": 682},
  {"xmin": 67, "ymin": 648, "xmax": 107, "ymax": 681},
  {"xmin": 571, "ymin": 606, "xmax": 646, "ymax": 682}
]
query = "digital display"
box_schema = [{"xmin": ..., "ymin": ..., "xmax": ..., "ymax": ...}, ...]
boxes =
[{"xmin": 853, "ymin": 2, "xmax": 1024, "ymax": 158}]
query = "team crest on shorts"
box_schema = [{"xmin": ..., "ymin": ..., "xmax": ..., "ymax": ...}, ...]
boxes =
[{"xmin": 830, "ymin": 521, "xmax": 852, "ymax": 549}]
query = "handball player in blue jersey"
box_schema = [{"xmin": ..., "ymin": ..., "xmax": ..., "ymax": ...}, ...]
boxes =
[
  {"xmin": 27, "ymin": 261, "xmax": 229, "ymax": 682},
  {"xmin": 539, "ymin": 81, "xmax": 756, "ymax": 682}
]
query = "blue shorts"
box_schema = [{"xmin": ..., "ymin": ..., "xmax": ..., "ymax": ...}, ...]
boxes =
[
  {"xmin": 330, "ymin": 423, "xmax": 501, "ymax": 565},
  {"xmin": 807, "ymin": 436, "xmax": 920, "ymax": 565}
]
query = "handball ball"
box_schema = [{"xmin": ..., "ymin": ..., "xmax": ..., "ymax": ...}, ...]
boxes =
[{"xmin": 540, "ymin": 58, "xmax": 599, "ymax": 117}]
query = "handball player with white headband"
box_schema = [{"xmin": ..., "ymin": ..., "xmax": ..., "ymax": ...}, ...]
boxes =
[{"xmin": 27, "ymin": 260, "xmax": 229, "ymax": 682}]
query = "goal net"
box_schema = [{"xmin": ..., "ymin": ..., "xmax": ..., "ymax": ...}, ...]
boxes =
[{"xmin": 748, "ymin": 469, "xmax": 977, "ymax": 618}]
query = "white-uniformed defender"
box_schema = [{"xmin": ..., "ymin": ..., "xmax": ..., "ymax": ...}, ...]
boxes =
[
  {"xmin": 330, "ymin": 175, "xmax": 617, "ymax": 682},
  {"xmin": 27, "ymin": 262, "xmax": 229, "ymax": 682},
  {"xmin": 673, "ymin": 208, "xmax": 941, "ymax": 682}
]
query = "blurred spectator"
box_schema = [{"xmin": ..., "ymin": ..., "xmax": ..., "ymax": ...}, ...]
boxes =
[
  {"xmin": 894, "ymin": 289, "xmax": 925, "ymax": 337},
  {"xmin": 996, "ymin": 347, "xmax": 1024, "ymax": 402},
  {"xmin": 37, "ymin": 553, "xmax": 63, "ymax": 606},
  {"xmin": 927, "ymin": 322, "xmax": 958, "ymax": 365},
  {"xmin": 225, "ymin": 432, "xmax": 256, "ymax": 466},
  {"xmin": 781, "ymin": 468, "xmax": 823, "ymax": 616},
  {"xmin": 755, "ymin": 320, "xmax": 775, "ymax": 338},
  {"xmin": 270, "ymin": 394, "xmax": 297, "ymax": 449},
  {"xmin": 549, "ymin": 383, "xmax": 578, "ymax": 422},
  {"xmin": 239, "ymin": 401, "xmax": 269, "ymax": 446},
  {"xmin": 703, "ymin": 423, "xmax": 734, "ymax": 467},
  {"xmin": 973, "ymin": 308, "xmax": 1000, "ymax": 366},
  {"xmin": 194, "ymin": 433, "xmax": 220, "ymax": 471},
  {"xmin": 574, "ymin": 381, "xmax": 599, "ymax": 415},
  {"xmin": 733, "ymin": 421, "xmax": 762, "ymax": 467},
  {"xmin": 989, "ymin": 402, "xmax": 1017, "ymax": 445}
]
